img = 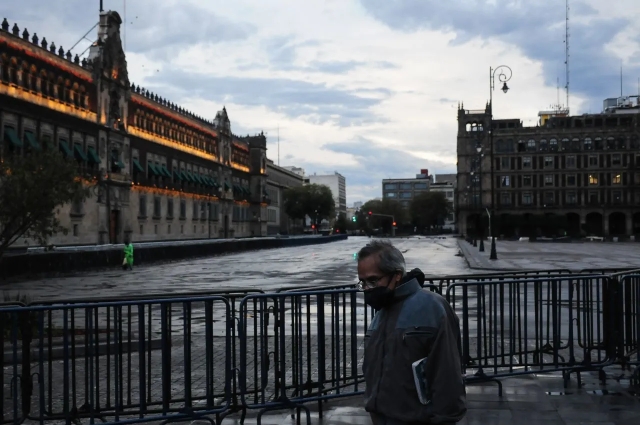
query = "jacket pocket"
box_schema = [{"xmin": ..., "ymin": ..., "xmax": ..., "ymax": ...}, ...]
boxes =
[{"xmin": 402, "ymin": 327, "xmax": 436, "ymax": 343}]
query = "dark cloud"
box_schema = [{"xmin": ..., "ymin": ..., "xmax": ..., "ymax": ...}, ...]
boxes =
[
  {"xmin": 146, "ymin": 71, "xmax": 390, "ymax": 126},
  {"xmin": 359, "ymin": 0, "xmax": 640, "ymax": 108},
  {"xmin": 2, "ymin": 1, "xmax": 253, "ymax": 62}
]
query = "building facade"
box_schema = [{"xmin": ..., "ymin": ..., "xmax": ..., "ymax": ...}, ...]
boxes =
[
  {"xmin": 430, "ymin": 180, "xmax": 456, "ymax": 230},
  {"xmin": 265, "ymin": 159, "xmax": 304, "ymax": 235},
  {"xmin": 381, "ymin": 169, "xmax": 431, "ymax": 207},
  {"xmin": 456, "ymin": 101, "xmax": 640, "ymax": 239},
  {"xmin": 305, "ymin": 172, "xmax": 347, "ymax": 217},
  {"xmin": 1, "ymin": 11, "xmax": 270, "ymax": 248}
]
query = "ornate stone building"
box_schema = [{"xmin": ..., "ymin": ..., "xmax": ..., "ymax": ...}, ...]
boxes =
[
  {"xmin": 457, "ymin": 103, "xmax": 640, "ymax": 239},
  {"xmin": 1, "ymin": 10, "xmax": 269, "ymax": 248}
]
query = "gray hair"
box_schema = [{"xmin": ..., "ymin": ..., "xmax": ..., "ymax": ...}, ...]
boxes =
[{"xmin": 357, "ymin": 239, "xmax": 406, "ymax": 276}]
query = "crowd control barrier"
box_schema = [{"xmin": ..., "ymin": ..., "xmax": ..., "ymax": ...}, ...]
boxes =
[{"xmin": 2, "ymin": 269, "xmax": 639, "ymax": 425}]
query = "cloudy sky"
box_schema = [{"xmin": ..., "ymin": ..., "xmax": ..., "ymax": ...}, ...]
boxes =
[{"xmin": 5, "ymin": 0, "xmax": 640, "ymax": 203}]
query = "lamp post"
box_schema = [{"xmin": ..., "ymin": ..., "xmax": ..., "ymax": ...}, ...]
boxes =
[
  {"xmin": 476, "ymin": 144, "xmax": 485, "ymax": 252},
  {"xmin": 488, "ymin": 65, "xmax": 513, "ymax": 260},
  {"xmin": 470, "ymin": 171, "xmax": 477, "ymax": 247}
]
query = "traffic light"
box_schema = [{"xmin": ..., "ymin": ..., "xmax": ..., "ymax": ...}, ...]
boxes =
[
  {"xmin": 368, "ymin": 211, "xmax": 372, "ymax": 216},
  {"xmin": 311, "ymin": 224, "xmax": 315, "ymax": 229},
  {"xmin": 352, "ymin": 216, "xmax": 357, "ymax": 222},
  {"xmin": 392, "ymin": 221, "xmax": 397, "ymax": 227}
]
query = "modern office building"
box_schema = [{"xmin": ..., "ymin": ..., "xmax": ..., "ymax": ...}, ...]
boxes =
[
  {"xmin": 1, "ymin": 10, "xmax": 270, "ymax": 248},
  {"xmin": 265, "ymin": 159, "xmax": 304, "ymax": 234},
  {"xmin": 456, "ymin": 97, "xmax": 640, "ymax": 238},
  {"xmin": 305, "ymin": 172, "xmax": 347, "ymax": 217},
  {"xmin": 381, "ymin": 169, "xmax": 431, "ymax": 207}
]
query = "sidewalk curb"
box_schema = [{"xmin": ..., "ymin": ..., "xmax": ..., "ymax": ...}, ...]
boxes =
[{"xmin": 456, "ymin": 239, "xmax": 524, "ymax": 272}]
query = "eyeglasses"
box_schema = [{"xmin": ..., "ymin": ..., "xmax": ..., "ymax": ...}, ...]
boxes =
[{"xmin": 356, "ymin": 275, "xmax": 387, "ymax": 291}]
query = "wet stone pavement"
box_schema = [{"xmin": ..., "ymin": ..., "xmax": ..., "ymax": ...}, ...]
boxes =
[
  {"xmin": 3, "ymin": 236, "xmax": 640, "ymax": 424},
  {"xmin": 3, "ymin": 236, "xmax": 470, "ymax": 301}
]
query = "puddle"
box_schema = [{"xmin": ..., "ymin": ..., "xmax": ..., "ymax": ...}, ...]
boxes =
[
  {"xmin": 546, "ymin": 391, "xmax": 572, "ymax": 396},
  {"xmin": 587, "ymin": 390, "xmax": 621, "ymax": 396}
]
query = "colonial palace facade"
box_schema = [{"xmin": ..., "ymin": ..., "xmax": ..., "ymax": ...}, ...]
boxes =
[
  {"xmin": 457, "ymin": 103, "xmax": 640, "ymax": 239},
  {"xmin": 1, "ymin": 11, "xmax": 271, "ymax": 247}
]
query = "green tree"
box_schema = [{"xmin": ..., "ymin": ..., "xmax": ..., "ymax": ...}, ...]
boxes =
[
  {"xmin": 360, "ymin": 198, "xmax": 407, "ymax": 233},
  {"xmin": 283, "ymin": 184, "xmax": 335, "ymax": 224},
  {"xmin": 409, "ymin": 192, "xmax": 452, "ymax": 232},
  {"xmin": 334, "ymin": 213, "xmax": 348, "ymax": 233},
  {"xmin": 0, "ymin": 149, "xmax": 91, "ymax": 258}
]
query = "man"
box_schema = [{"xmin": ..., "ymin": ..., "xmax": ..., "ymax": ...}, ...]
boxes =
[
  {"xmin": 358, "ymin": 240, "xmax": 466, "ymax": 424},
  {"xmin": 122, "ymin": 237, "xmax": 134, "ymax": 271}
]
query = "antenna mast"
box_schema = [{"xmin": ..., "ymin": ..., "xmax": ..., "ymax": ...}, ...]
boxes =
[{"xmin": 564, "ymin": 0, "xmax": 570, "ymax": 114}]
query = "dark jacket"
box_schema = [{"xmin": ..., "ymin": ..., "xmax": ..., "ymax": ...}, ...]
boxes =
[{"xmin": 363, "ymin": 275, "xmax": 466, "ymax": 424}]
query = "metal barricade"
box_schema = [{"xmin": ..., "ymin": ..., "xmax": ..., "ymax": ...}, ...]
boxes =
[
  {"xmin": 2, "ymin": 296, "xmax": 232, "ymax": 425},
  {"xmin": 445, "ymin": 275, "xmax": 616, "ymax": 387},
  {"xmin": 238, "ymin": 288, "xmax": 374, "ymax": 424},
  {"xmin": 616, "ymin": 274, "xmax": 640, "ymax": 379}
]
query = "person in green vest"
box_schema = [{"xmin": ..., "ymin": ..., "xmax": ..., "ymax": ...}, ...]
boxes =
[{"xmin": 122, "ymin": 237, "xmax": 134, "ymax": 270}]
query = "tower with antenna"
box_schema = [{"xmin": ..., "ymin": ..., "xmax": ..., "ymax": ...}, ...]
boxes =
[
  {"xmin": 538, "ymin": 1, "xmax": 571, "ymax": 126},
  {"xmin": 564, "ymin": 0, "xmax": 570, "ymax": 114}
]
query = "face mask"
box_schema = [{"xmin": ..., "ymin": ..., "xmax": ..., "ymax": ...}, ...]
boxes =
[{"xmin": 364, "ymin": 286, "xmax": 395, "ymax": 310}]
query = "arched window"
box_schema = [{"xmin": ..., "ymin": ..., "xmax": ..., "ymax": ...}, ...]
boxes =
[
  {"xmin": 606, "ymin": 137, "xmax": 615, "ymax": 150},
  {"xmin": 594, "ymin": 137, "xmax": 603, "ymax": 150},
  {"xmin": 571, "ymin": 138, "xmax": 580, "ymax": 151},
  {"xmin": 527, "ymin": 139, "xmax": 536, "ymax": 151},
  {"xmin": 549, "ymin": 138, "xmax": 558, "ymax": 151},
  {"xmin": 583, "ymin": 137, "xmax": 592, "ymax": 150},
  {"xmin": 539, "ymin": 139, "xmax": 548, "ymax": 151}
]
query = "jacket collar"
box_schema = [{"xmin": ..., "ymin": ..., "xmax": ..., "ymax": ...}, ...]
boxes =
[{"xmin": 392, "ymin": 278, "xmax": 421, "ymax": 301}]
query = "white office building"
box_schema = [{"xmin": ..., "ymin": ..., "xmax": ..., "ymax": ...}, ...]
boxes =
[{"xmin": 305, "ymin": 172, "xmax": 347, "ymax": 218}]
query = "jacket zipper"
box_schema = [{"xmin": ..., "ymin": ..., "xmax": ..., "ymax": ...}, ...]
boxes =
[{"xmin": 373, "ymin": 311, "xmax": 386, "ymax": 412}]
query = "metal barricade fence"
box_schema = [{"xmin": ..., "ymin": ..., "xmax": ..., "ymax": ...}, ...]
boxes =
[
  {"xmin": 238, "ymin": 288, "xmax": 375, "ymax": 423},
  {"xmin": 2, "ymin": 296, "xmax": 232, "ymax": 425},
  {"xmin": 3, "ymin": 271, "xmax": 640, "ymax": 425},
  {"xmin": 616, "ymin": 274, "xmax": 640, "ymax": 378},
  {"xmin": 444, "ymin": 275, "xmax": 617, "ymax": 386}
]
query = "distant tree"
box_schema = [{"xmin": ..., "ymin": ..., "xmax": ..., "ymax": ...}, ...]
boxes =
[
  {"xmin": 334, "ymin": 213, "xmax": 348, "ymax": 233},
  {"xmin": 283, "ymin": 184, "xmax": 335, "ymax": 224},
  {"xmin": 409, "ymin": 192, "xmax": 452, "ymax": 232},
  {"xmin": 0, "ymin": 148, "xmax": 91, "ymax": 259},
  {"xmin": 360, "ymin": 198, "xmax": 408, "ymax": 233}
]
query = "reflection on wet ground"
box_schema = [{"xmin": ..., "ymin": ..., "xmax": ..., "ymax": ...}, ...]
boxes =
[{"xmin": 4, "ymin": 236, "xmax": 471, "ymax": 301}]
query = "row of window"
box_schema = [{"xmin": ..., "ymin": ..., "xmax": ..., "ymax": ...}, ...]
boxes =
[
  {"xmin": 2, "ymin": 125, "xmax": 103, "ymax": 166},
  {"xmin": 138, "ymin": 195, "xmax": 251, "ymax": 222},
  {"xmin": 495, "ymin": 136, "xmax": 639, "ymax": 153},
  {"xmin": 132, "ymin": 111, "xmax": 218, "ymax": 154},
  {"xmin": 493, "ymin": 190, "xmax": 628, "ymax": 206},
  {"xmin": 494, "ymin": 172, "xmax": 627, "ymax": 189},
  {"xmin": 491, "ymin": 153, "xmax": 638, "ymax": 172},
  {"xmin": 385, "ymin": 192, "xmax": 414, "ymax": 199},
  {"xmin": 383, "ymin": 182, "xmax": 429, "ymax": 191},
  {"xmin": 1, "ymin": 59, "xmax": 90, "ymax": 110}
]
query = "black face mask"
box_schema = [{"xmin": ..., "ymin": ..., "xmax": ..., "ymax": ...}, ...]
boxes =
[{"xmin": 364, "ymin": 285, "xmax": 395, "ymax": 310}]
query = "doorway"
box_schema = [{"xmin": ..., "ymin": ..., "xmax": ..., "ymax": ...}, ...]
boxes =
[{"xmin": 109, "ymin": 210, "xmax": 120, "ymax": 244}]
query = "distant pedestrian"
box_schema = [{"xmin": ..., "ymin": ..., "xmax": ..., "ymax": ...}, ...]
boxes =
[
  {"xmin": 357, "ymin": 239, "xmax": 466, "ymax": 424},
  {"xmin": 122, "ymin": 238, "xmax": 134, "ymax": 271}
]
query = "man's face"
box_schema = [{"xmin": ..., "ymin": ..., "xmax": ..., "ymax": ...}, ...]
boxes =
[{"xmin": 357, "ymin": 254, "xmax": 400, "ymax": 291}]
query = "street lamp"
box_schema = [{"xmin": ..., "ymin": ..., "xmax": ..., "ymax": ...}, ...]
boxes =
[
  {"xmin": 488, "ymin": 65, "xmax": 513, "ymax": 260},
  {"xmin": 476, "ymin": 145, "xmax": 485, "ymax": 252}
]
